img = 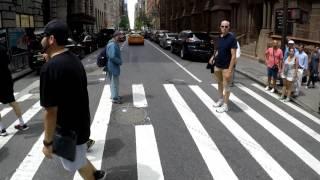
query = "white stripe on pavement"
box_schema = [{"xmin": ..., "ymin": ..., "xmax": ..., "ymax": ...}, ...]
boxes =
[
  {"xmin": 236, "ymin": 83, "xmax": 320, "ymax": 144},
  {"xmin": 164, "ymin": 84, "xmax": 238, "ymax": 180},
  {"xmin": 252, "ymin": 83, "xmax": 320, "ymax": 126},
  {"xmin": 190, "ymin": 85, "xmax": 293, "ymax": 180},
  {"xmin": 213, "ymin": 84, "xmax": 320, "ymax": 176},
  {"xmin": 136, "ymin": 125, "xmax": 164, "ymax": 180},
  {"xmin": 0, "ymin": 94, "xmax": 32, "ymax": 117},
  {"xmin": 74, "ymin": 85, "xmax": 113, "ymax": 179},
  {"xmin": 0, "ymin": 101, "xmax": 42, "ymax": 150},
  {"xmin": 132, "ymin": 84, "xmax": 148, "ymax": 108},
  {"xmin": 17, "ymin": 94, "xmax": 33, "ymax": 102},
  {"xmin": 147, "ymin": 41, "xmax": 202, "ymax": 83},
  {"xmin": 10, "ymin": 133, "xmax": 45, "ymax": 180}
]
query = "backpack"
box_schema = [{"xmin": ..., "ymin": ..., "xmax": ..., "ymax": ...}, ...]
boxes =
[{"xmin": 97, "ymin": 47, "xmax": 107, "ymax": 68}]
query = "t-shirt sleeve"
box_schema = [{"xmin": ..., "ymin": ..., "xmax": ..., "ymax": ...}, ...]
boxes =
[
  {"xmin": 231, "ymin": 37, "xmax": 237, "ymax": 49},
  {"xmin": 40, "ymin": 65, "xmax": 58, "ymax": 107}
]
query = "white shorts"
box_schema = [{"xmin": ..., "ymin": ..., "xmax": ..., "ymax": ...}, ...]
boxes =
[
  {"xmin": 281, "ymin": 74, "xmax": 294, "ymax": 82},
  {"xmin": 59, "ymin": 143, "xmax": 87, "ymax": 172}
]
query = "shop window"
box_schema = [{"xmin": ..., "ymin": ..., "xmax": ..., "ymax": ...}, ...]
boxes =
[{"xmin": 16, "ymin": 14, "xmax": 21, "ymax": 27}]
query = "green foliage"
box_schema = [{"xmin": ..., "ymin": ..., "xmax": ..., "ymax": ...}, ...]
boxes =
[{"xmin": 119, "ymin": 15, "xmax": 129, "ymax": 30}]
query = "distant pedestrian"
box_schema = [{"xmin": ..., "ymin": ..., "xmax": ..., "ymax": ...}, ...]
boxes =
[
  {"xmin": 283, "ymin": 40, "xmax": 298, "ymax": 63},
  {"xmin": 107, "ymin": 31, "xmax": 123, "ymax": 104},
  {"xmin": 294, "ymin": 44, "xmax": 308, "ymax": 96},
  {"xmin": 0, "ymin": 38, "xmax": 29, "ymax": 137},
  {"xmin": 279, "ymin": 47, "xmax": 298, "ymax": 102},
  {"xmin": 209, "ymin": 20, "xmax": 237, "ymax": 113},
  {"xmin": 306, "ymin": 47, "xmax": 319, "ymax": 88},
  {"xmin": 40, "ymin": 19, "xmax": 105, "ymax": 180},
  {"xmin": 265, "ymin": 40, "xmax": 283, "ymax": 93}
]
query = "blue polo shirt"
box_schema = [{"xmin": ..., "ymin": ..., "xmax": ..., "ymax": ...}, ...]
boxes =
[{"xmin": 216, "ymin": 33, "xmax": 237, "ymax": 69}]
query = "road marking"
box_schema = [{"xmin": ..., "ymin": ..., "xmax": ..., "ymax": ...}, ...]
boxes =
[
  {"xmin": 213, "ymin": 84, "xmax": 320, "ymax": 176},
  {"xmin": 164, "ymin": 84, "xmax": 237, "ymax": 180},
  {"xmin": 0, "ymin": 101, "xmax": 42, "ymax": 150},
  {"xmin": 74, "ymin": 85, "xmax": 113, "ymax": 179},
  {"xmin": 17, "ymin": 94, "xmax": 33, "ymax": 102},
  {"xmin": 136, "ymin": 125, "xmax": 164, "ymax": 180},
  {"xmin": 147, "ymin": 41, "xmax": 202, "ymax": 83},
  {"xmin": 10, "ymin": 133, "xmax": 45, "ymax": 180},
  {"xmin": 252, "ymin": 83, "xmax": 320, "ymax": 126},
  {"xmin": 0, "ymin": 94, "xmax": 33, "ymax": 117},
  {"xmin": 236, "ymin": 83, "xmax": 320, "ymax": 144},
  {"xmin": 190, "ymin": 85, "xmax": 292, "ymax": 180},
  {"xmin": 132, "ymin": 84, "xmax": 148, "ymax": 108}
]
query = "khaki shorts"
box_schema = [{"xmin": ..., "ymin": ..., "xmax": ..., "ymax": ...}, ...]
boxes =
[{"xmin": 214, "ymin": 67, "xmax": 233, "ymax": 92}]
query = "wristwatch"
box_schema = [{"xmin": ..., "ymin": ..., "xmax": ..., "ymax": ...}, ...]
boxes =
[{"xmin": 43, "ymin": 140, "xmax": 53, "ymax": 147}]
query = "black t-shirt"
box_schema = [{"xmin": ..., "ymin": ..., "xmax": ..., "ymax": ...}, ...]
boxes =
[
  {"xmin": 216, "ymin": 33, "xmax": 237, "ymax": 69},
  {"xmin": 40, "ymin": 51, "xmax": 90, "ymax": 145}
]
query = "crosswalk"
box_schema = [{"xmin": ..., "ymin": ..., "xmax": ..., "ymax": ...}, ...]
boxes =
[{"xmin": 1, "ymin": 80, "xmax": 320, "ymax": 180}]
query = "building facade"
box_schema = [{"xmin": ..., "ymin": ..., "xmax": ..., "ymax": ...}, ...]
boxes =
[
  {"xmin": 94, "ymin": 0, "xmax": 107, "ymax": 32},
  {"xmin": 105, "ymin": 0, "xmax": 121, "ymax": 28}
]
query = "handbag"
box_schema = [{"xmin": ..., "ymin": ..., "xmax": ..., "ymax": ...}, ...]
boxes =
[{"xmin": 52, "ymin": 127, "xmax": 77, "ymax": 161}]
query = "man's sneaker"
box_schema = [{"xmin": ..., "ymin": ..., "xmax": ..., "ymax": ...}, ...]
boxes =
[
  {"xmin": 112, "ymin": 99, "xmax": 122, "ymax": 104},
  {"xmin": 94, "ymin": 170, "xmax": 106, "ymax": 180},
  {"xmin": 279, "ymin": 95, "xmax": 285, "ymax": 100},
  {"xmin": 216, "ymin": 104, "xmax": 228, "ymax": 113},
  {"xmin": 213, "ymin": 98, "xmax": 224, "ymax": 107},
  {"xmin": 14, "ymin": 124, "xmax": 29, "ymax": 131},
  {"xmin": 87, "ymin": 139, "xmax": 95, "ymax": 151},
  {"xmin": 284, "ymin": 97, "xmax": 290, "ymax": 102},
  {"xmin": 270, "ymin": 88, "xmax": 275, "ymax": 93},
  {"xmin": 0, "ymin": 129, "xmax": 8, "ymax": 136},
  {"xmin": 265, "ymin": 86, "xmax": 270, "ymax": 91}
]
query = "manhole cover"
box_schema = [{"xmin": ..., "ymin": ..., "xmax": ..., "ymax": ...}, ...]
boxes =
[
  {"xmin": 166, "ymin": 79, "xmax": 187, "ymax": 85},
  {"xmin": 110, "ymin": 106, "xmax": 150, "ymax": 126}
]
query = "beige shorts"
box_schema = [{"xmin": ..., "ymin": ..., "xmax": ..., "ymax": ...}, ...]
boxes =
[{"xmin": 214, "ymin": 67, "xmax": 233, "ymax": 92}]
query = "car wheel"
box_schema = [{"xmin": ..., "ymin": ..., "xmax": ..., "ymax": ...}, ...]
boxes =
[
  {"xmin": 79, "ymin": 49, "xmax": 85, "ymax": 59},
  {"xmin": 180, "ymin": 47, "xmax": 186, "ymax": 59}
]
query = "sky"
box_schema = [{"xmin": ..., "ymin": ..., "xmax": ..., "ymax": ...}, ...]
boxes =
[{"xmin": 127, "ymin": 0, "xmax": 137, "ymax": 29}]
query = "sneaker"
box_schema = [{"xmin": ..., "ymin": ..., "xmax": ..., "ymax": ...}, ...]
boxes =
[
  {"xmin": 0, "ymin": 129, "xmax": 7, "ymax": 136},
  {"xmin": 14, "ymin": 124, "xmax": 29, "ymax": 131},
  {"xmin": 279, "ymin": 95, "xmax": 285, "ymax": 100},
  {"xmin": 265, "ymin": 86, "xmax": 270, "ymax": 91},
  {"xmin": 270, "ymin": 88, "xmax": 275, "ymax": 93},
  {"xmin": 305, "ymin": 86, "xmax": 309, "ymax": 89},
  {"xmin": 87, "ymin": 139, "xmax": 95, "ymax": 151},
  {"xmin": 213, "ymin": 98, "xmax": 224, "ymax": 107},
  {"xmin": 94, "ymin": 170, "xmax": 106, "ymax": 180},
  {"xmin": 284, "ymin": 97, "xmax": 290, "ymax": 102},
  {"xmin": 112, "ymin": 99, "xmax": 122, "ymax": 104},
  {"xmin": 216, "ymin": 104, "xmax": 228, "ymax": 113}
]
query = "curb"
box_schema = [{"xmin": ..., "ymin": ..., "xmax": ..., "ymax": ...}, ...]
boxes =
[{"xmin": 235, "ymin": 68, "xmax": 320, "ymax": 117}]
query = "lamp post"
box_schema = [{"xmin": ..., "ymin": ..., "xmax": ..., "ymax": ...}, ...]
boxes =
[{"xmin": 281, "ymin": 0, "xmax": 288, "ymax": 50}]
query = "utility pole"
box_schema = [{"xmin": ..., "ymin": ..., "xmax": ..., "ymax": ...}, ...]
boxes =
[{"xmin": 281, "ymin": 0, "xmax": 288, "ymax": 50}]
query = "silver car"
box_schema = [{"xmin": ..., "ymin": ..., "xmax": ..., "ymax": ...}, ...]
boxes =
[{"xmin": 159, "ymin": 33, "xmax": 178, "ymax": 49}]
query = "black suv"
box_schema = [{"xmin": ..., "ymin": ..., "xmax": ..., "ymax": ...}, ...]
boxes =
[
  {"xmin": 171, "ymin": 30, "xmax": 213, "ymax": 61},
  {"xmin": 97, "ymin": 28, "xmax": 115, "ymax": 47}
]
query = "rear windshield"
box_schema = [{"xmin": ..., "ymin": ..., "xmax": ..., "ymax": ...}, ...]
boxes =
[
  {"xmin": 189, "ymin": 33, "xmax": 210, "ymax": 40},
  {"xmin": 167, "ymin": 34, "xmax": 177, "ymax": 37}
]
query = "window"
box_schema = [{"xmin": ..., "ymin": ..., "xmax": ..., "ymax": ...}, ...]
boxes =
[
  {"xmin": 29, "ymin": 16, "xmax": 34, "ymax": 27},
  {"xmin": 16, "ymin": 14, "xmax": 21, "ymax": 27},
  {"xmin": 20, "ymin": 14, "xmax": 30, "ymax": 27}
]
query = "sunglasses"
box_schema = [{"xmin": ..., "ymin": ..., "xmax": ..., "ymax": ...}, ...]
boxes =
[{"xmin": 220, "ymin": 26, "xmax": 229, "ymax": 28}]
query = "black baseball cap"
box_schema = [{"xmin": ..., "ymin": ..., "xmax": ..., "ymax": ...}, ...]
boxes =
[{"xmin": 43, "ymin": 19, "xmax": 68, "ymax": 45}]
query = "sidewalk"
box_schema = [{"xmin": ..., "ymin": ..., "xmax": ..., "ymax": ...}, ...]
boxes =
[{"xmin": 236, "ymin": 55, "xmax": 320, "ymax": 116}]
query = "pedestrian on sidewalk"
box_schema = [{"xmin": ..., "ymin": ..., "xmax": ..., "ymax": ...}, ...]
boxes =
[
  {"xmin": 39, "ymin": 19, "xmax": 105, "ymax": 180},
  {"xmin": 306, "ymin": 47, "xmax": 319, "ymax": 88},
  {"xmin": 265, "ymin": 40, "xmax": 283, "ymax": 93},
  {"xmin": 0, "ymin": 38, "xmax": 29, "ymax": 137},
  {"xmin": 107, "ymin": 31, "xmax": 123, "ymax": 104},
  {"xmin": 294, "ymin": 44, "xmax": 308, "ymax": 96},
  {"xmin": 209, "ymin": 20, "xmax": 237, "ymax": 113},
  {"xmin": 279, "ymin": 47, "xmax": 298, "ymax": 102}
]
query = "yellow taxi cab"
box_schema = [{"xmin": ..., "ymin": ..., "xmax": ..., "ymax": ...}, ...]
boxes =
[{"xmin": 128, "ymin": 33, "xmax": 144, "ymax": 45}]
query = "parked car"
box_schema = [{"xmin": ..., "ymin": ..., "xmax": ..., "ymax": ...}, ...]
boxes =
[
  {"xmin": 150, "ymin": 30, "xmax": 158, "ymax": 42},
  {"xmin": 97, "ymin": 28, "xmax": 115, "ymax": 47},
  {"xmin": 155, "ymin": 30, "xmax": 169, "ymax": 44},
  {"xmin": 170, "ymin": 30, "xmax": 214, "ymax": 61},
  {"xmin": 143, "ymin": 30, "xmax": 152, "ymax": 39},
  {"xmin": 128, "ymin": 33, "xmax": 144, "ymax": 45},
  {"xmin": 28, "ymin": 28, "xmax": 45, "ymax": 74},
  {"xmin": 66, "ymin": 38, "xmax": 86, "ymax": 59},
  {"xmin": 80, "ymin": 34, "xmax": 98, "ymax": 54},
  {"xmin": 159, "ymin": 32, "xmax": 178, "ymax": 49}
]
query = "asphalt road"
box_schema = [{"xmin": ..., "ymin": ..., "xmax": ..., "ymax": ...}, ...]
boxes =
[{"xmin": 1, "ymin": 40, "xmax": 320, "ymax": 180}]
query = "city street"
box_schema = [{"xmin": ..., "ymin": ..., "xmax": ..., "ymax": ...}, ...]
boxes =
[{"xmin": 1, "ymin": 39, "xmax": 320, "ymax": 180}]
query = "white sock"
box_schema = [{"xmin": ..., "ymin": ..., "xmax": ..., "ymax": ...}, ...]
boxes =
[
  {"xmin": 0, "ymin": 121, "xmax": 5, "ymax": 130},
  {"xmin": 18, "ymin": 117, "xmax": 25, "ymax": 126}
]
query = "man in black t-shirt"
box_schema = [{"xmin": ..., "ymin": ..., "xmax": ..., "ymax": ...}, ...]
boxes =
[
  {"xmin": 209, "ymin": 20, "xmax": 237, "ymax": 113},
  {"xmin": 40, "ymin": 19, "xmax": 105, "ymax": 180}
]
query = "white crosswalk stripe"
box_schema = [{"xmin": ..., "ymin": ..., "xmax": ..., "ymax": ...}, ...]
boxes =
[
  {"xmin": 212, "ymin": 84, "xmax": 320, "ymax": 176},
  {"xmin": 190, "ymin": 85, "xmax": 293, "ymax": 180},
  {"xmin": 3, "ymin": 82, "xmax": 320, "ymax": 179},
  {"xmin": 165, "ymin": 84, "xmax": 238, "ymax": 180}
]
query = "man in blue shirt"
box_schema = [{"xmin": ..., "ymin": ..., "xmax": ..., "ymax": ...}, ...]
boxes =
[
  {"xmin": 209, "ymin": 20, "xmax": 237, "ymax": 113},
  {"xmin": 294, "ymin": 44, "xmax": 308, "ymax": 96},
  {"xmin": 107, "ymin": 31, "xmax": 123, "ymax": 104}
]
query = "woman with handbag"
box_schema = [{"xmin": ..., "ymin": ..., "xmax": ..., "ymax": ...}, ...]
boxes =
[{"xmin": 279, "ymin": 47, "xmax": 298, "ymax": 102}]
